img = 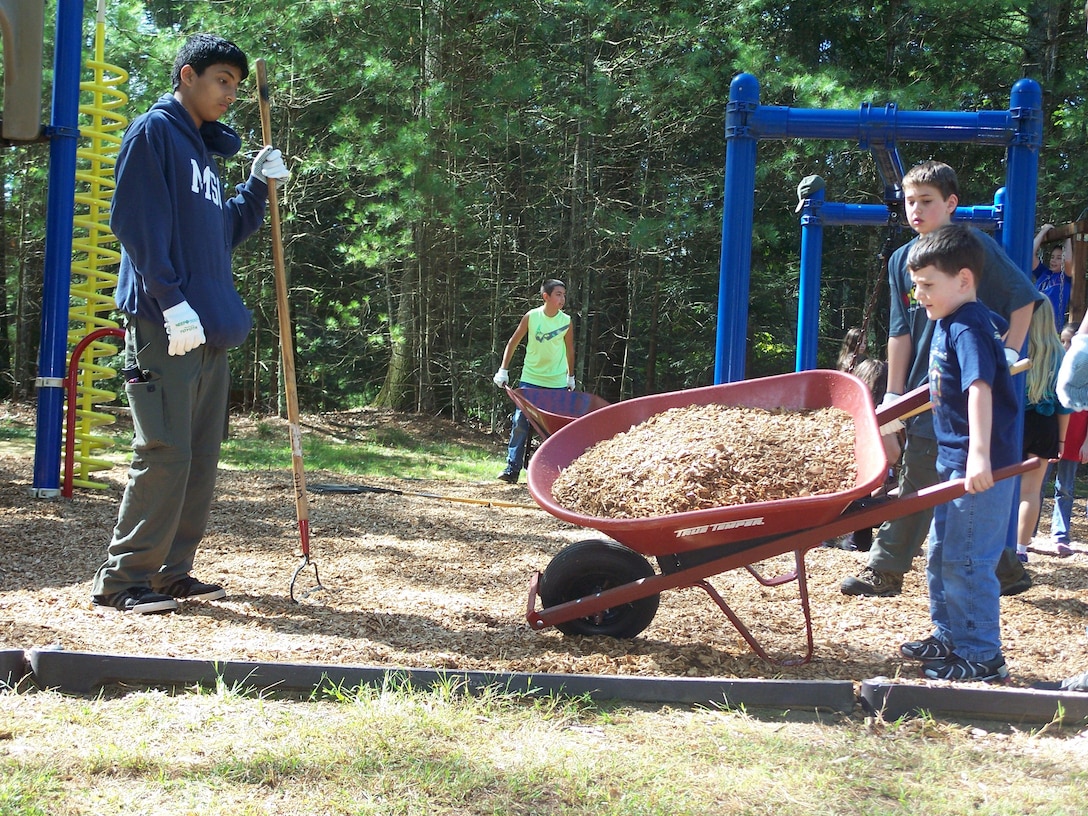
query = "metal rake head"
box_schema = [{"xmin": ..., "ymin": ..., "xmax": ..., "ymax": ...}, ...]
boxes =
[{"xmin": 289, "ymin": 556, "xmax": 324, "ymax": 603}]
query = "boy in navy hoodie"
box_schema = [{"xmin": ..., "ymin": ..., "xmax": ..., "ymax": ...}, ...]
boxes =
[{"xmin": 91, "ymin": 34, "xmax": 290, "ymax": 613}]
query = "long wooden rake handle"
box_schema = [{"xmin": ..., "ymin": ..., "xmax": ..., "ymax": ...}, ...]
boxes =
[{"xmin": 256, "ymin": 59, "xmax": 321, "ymax": 601}]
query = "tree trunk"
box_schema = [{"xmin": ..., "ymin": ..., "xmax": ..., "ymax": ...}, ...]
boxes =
[
  {"xmin": 0, "ymin": 160, "xmax": 10, "ymax": 398},
  {"xmin": 373, "ymin": 260, "xmax": 415, "ymax": 409}
]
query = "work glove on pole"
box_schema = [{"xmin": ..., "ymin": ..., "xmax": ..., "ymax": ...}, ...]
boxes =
[
  {"xmin": 162, "ymin": 301, "xmax": 206, "ymax": 356},
  {"xmin": 493, "ymin": 368, "xmax": 509, "ymax": 388},
  {"xmin": 1058, "ymin": 334, "xmax": 1088, "ymax": 410},
  {"xmin": 251, "ymin": 146, "xmax": 291, "ymax": 184}
]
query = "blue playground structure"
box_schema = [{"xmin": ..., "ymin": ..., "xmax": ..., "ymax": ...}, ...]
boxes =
[
  {"xmin": 2, "ymin": 0, "xmax": 104, "ymax": 496},
  {"xmin": 0, "ymin": 0, "xmax": 84, "ymax": 496},
  {"xmin": 710, "ymin": 72, "xmax": 1041, "ymax": 558},
  {"xmin": 714, "ymin": 72, "xmax": 1042, "ymax": 383},
  {"xmin": 33, "ymin": 0, "xmax": 84, "ymax": 496}
]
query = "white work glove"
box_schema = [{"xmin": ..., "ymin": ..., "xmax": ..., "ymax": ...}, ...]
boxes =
[
  {"xmin": 1004, "ymin": 347, "xmax": 1019, "ymax": 367},
  {"xmin": 1058, "ymin": 334, "xmax": 1088, "ymax": 410},
  {"xmin": 567, "ymin": 375, "xmax": 576, "ymax": 390},
  {"xmin": 251, "ymin": 146, "xmax": 290, "ymax": 183},
  {"xmin": 877, "ymin": 392, "xmax": 904, "ymax": 436},
  {"xmin": 493, "ymin": 368, "xmax": 509, "ymax": 388},
  {"xmin": 879, "ymin": 392, "xmax": 901, "ymax": 410},
  {"xmin": 162, "ymin": 301, "xmax": 206, "ymax": 356}
]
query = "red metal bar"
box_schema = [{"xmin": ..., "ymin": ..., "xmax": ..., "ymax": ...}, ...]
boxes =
[
  {"xmin": 63, "ymin": 327, "xmax": 125, "ymax": 498},
  {"xmin": 693, "ymin": 558, "xmax": 815, "ymax": 665}
]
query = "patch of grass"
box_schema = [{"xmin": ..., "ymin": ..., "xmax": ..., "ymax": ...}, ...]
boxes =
[
  {"xmin": 0, "ymin": 768, "xmax": 60, "ymax": 816},
  {"xmin": 3, "ymin": 685, "xmax": 1088, "ymax": 816},
  {"xmin": 1, "ymin": 404, "xmax": 506, "ymax": 482},
  {"xmin": 219, "ymin": 429, "xmax": 499, "ymax": 481},
  {"xmin": 0, "ymin": 424, "xmax": 34, "ymax": 443}
]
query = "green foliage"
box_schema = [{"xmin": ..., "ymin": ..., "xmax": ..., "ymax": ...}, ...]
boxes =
[{"xmin": 4, "ymin": 0, "xmax": 1086, "ymax": 415}]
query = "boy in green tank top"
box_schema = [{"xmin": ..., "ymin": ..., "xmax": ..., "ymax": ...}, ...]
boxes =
[{"xmin": 493, "ymin": 279, "xmax": 576, "ymax": 483}]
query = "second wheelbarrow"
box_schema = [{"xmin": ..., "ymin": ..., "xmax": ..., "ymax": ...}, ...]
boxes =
[
  {"xmin": 503, "ymin": 384, "xmax": 610, "ymax": 439},
  {"xmin": 522, "ymin": 369, "xmax": 1036, "ymax": 664}
]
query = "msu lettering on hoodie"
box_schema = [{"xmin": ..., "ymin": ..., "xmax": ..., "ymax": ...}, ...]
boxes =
[{"xmin": 111, "ymin": 93, "xmax": 267, "ymax": 349}]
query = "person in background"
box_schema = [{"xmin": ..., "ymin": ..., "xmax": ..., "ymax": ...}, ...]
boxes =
[
  {"xmin": 1045, "ymin": 324, "xmax": 1087, "ymax": 557},
  {"xmin": 827, "ymin": 330, "xmax": 897, "ymax": 552},
  {"xmin": 837, "ymin": 326, "xmax": 867, "ymax": 373},
  {"xmin": 90, "ymin": 34, "xmax": 290, "ymax": 614},
  {"xmin": 1044, "ymin": 0, "xmax": 1088, "ymax": 696},
  {"xmin": 493, "ymin": 279, "xmax": 576, "ymax": 484},
  {"xmin": 1014, "ymin": 299, "xmax": 1068, "ymax": 564},
  {"xmin": 898, "ymin": 224, "xmax": 1019, "ymax": 682},
  {"xmin": 1032, "ymin": 223, "xmax": 1073, "ymax": 326},
  {"xmin": 840, "ymin": 160, "xmax": 1041, "ymax": 599}
]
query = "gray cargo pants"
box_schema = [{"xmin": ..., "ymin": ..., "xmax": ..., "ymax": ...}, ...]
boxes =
[
  {"xmin": 867, "ymin": 434, "xmax": 939, "ymax": 575},
  {"xmin": 91, "ymin": 315, "xmax": 230, "ymax": 597}
]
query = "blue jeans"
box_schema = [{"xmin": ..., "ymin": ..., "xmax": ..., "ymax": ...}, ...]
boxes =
[
  {"xmin": 504, "ymin": 406, "xmax": 532, "ymax": 474},
  {"xmin": 1050, "ymin": 459, "xmax": 1078, "ymax": 545},
  {"xmin": 504, "ymin": 384, "xmax": 566, "ymax": 473},
  {"xmin": 926, "ymin": 464, "xmax": 1015, "ymax": 662}
]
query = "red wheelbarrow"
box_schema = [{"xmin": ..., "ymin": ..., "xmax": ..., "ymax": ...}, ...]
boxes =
[
  {"xmin": 503, "ymin": 385, "xmax": 610, "ymax": 439},
  {"xmin": 523, "ymin": 369, "xmax": 1037, "ymax": 665}
]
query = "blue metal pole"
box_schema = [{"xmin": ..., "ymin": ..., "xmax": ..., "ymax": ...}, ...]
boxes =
[
  {"xmin": 752, "ymin": 105, "xmax": 1015, "ymax": 145},
  {"xmin": 1002, "ymin": 78, "xmax": 1043, "ymax": 273},
  {"xmin": 32, "ymin": 0, "xmax": 84, "ymax": 497},
  {"xmin": 998, "ymin": 78, "xmax": 1042, "ymax": 557},
  {"xmin": 816, "ymin": 203, "xmax": 1001, "ymax": 229},
  {"xmin": 715, "ymin": 73, "xmax": 759, "ymax": 384},
  {"xmin": 796, "ymin": 188, "xmax": 825, "ymax": 371},
  {"xmin": 817, "ymin": 203, "xmax": 895, "ymax": 227},
  {"xmin": 991, "ymin": 188, "xmax": 1006, "ymax": 246}
]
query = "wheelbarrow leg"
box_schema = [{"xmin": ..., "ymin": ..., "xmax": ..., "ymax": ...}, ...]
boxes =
[{"xmin": 692, "ymin": 549, "xmax": 814, "ymax": 666}]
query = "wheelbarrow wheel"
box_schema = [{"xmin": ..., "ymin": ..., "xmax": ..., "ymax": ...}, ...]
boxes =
[{"xmin": 539, "ymin": 539, "xmax": 660, "ymax": 638}]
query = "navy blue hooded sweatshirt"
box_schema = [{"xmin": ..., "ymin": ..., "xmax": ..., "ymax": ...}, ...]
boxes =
[{"xmin": 111, "ymin": 93, "xmax": 267, "ymax": 349}]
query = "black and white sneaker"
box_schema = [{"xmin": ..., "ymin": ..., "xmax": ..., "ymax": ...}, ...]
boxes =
[
  {"xmin": 93, "ymin": 586, "xmax": 179, "ymax": 614},
  {"xmin": 923, "ymin": 652, "xmax": 1009, "ymax": 683},
  {"xmin": 900, "ymin": 635, "xmax": 953, "ymax": 661},
  {"xmin": 160, "ymin": 575, "xmax": 226, "ymax": 602}
]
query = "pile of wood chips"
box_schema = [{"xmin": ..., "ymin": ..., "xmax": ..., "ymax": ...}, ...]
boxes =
[{"xmin": 551, "ymin": 404, "xmax": 857, "ymax": 518}]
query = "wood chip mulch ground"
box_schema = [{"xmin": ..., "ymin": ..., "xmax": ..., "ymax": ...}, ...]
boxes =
[{"xmin": 2, "ymin": 401, "xmax": 1087, "ymax": 689}]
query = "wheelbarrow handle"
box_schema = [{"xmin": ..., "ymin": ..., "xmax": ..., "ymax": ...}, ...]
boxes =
[{"xmin": 875, "ymin": 358, "xmax": 1031, "ymax": 432}]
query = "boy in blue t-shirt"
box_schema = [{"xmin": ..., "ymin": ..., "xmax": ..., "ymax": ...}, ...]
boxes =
[{"xmin": 899, "ymin": 224, "xmax": 1019, "ymax": 682}]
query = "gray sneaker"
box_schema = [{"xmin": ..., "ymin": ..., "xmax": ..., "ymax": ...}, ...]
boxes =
[
  {"xmin": 901, "ymin": 635, "xmax": 953, "ymax": 661},
  {"xmin": 923, "ymin": 652, "xmax": 1009, "ymax": 683},
  {"xmin": 1061, "ymin": 669, "xmax": 1088, "ymax": 692},
  {"xmin": 841, "ymin": 567, "xmax": 903, "ymax": 596}
]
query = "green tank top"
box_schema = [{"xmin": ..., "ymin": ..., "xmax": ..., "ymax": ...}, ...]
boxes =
[{"xmin": 522, "ymin": 306, "xmax": 570, "ymax": 388}]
